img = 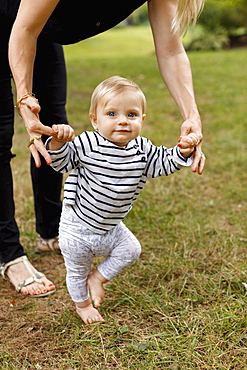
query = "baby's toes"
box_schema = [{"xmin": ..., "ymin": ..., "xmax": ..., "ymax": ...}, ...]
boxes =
[{"xmin": 90, "ymin": 315, "xmax": 104, "ymax": 324}]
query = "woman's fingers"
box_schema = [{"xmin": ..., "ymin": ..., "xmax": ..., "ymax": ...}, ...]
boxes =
[
  {"xmin": 29, "ymin": 142, "xmax": 41, "ymax": 168},
  {"xmin": 29, "ymin": 138, "xmax": 52, "ymax": 167},
  {"xmin": 198, "ymin": 152, "xmax": 206, "ymax": 175},
  {"xmin": 191, "ymin": 144, "xmax": 205, "ymax": 175}
]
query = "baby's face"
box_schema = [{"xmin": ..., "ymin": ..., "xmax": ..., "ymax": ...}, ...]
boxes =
[{"xmin": 90, "ymin": 90, "xmax": 146, "ymax": 147}]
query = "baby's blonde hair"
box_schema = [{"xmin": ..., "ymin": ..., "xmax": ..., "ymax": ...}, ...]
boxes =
[
  {"xmin": 172, "ymin": 0, "xmax": 206, "ymax": 35},
  {"xmin": 89, "ymin": 76, "xmax": 146, "ymax": 117}
]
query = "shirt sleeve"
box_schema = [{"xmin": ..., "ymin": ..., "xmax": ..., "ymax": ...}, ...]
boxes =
[
  {"xmin": 45, "ymin": 136, "xmax": 81, "ymax": 173},
  {"xmin": 144, "ymin": 139, "xmax": 193, "ymax": 179}
]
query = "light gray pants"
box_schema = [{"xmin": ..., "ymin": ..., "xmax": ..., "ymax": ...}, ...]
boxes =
[{"xmin": 59, "ymin": 205, "xmax": 141, "ymax": 303}]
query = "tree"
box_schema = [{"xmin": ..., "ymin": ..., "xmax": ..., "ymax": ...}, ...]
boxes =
[{"xmin": 198, "ymin": 0, "xmax": 247, "ymax": 33}]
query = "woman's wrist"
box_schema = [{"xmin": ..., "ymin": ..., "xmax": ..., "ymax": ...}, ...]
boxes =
[{"xmin": 15, "ymin": 92, "xmax": 37, "ymax": 116}]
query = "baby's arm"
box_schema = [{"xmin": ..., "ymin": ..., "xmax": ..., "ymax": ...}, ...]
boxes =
[
  {"xmin": 48, "ymin": 124, "xmax": 75, "ymax": 151},
  {"xmin": 177, "ymin": 133, "xmax": 199, "ymax": 158}
]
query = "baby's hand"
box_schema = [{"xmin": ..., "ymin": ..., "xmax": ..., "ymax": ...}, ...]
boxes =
[
  {"xmin": 52, "ymin": 124, "xmax": 75, "ymax": 142},
  {"xmin": 48, "ymin": 124, "xmax": 75, "ymax": 151},
  {"xmin": 177, "ymin": 133, "xmax": 199, "ymax": 157}
]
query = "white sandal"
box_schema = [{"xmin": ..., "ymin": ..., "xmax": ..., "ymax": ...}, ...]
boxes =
[
  {"xmin": 35, "ymin": 236, "xmax": 60, "ymax": 254},
  {"xmin": 0, "ymin": 255, "xmax": 56, "ymax": 297}
]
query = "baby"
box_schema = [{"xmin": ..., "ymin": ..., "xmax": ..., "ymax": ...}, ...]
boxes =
[{"xmin": 46, "ymin": 76, "xmax": 198, "ymax": 324}]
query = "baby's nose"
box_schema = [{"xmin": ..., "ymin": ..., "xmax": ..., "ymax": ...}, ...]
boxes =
[{"xmin": 118, "ymin": 116, "xmax": 128, "ymax": 125}]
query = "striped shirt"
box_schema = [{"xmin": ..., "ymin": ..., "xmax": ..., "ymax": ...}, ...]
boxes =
[{"xmin": 47, "ymin": 131, "xmax": 192, "ymax": 234}]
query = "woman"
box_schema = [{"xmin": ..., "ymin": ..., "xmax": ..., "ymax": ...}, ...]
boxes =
[
  {"xmin": 9, "ymin": 0, "xmax": 205, "ymax": 171},
  {"xmin": 0, "ymin": 1, "xmax": 69, "ymax": 297},
  {"xmin": 5, "ymin": 0, "xmax": 206, "ymax": 295}
]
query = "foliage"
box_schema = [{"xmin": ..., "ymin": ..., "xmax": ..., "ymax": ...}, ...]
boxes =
[
  {"xmin": 185, "ymin": 26, "xmax": 229, "ymax": 51},
  {"xmin": 123, "ymin": 4, "xmax": 149, "ymax": 26},
  {"xmin": 198, "ymin": 0, "xmax": 247, "ymax": 33},
  {"xmin": 186, "ymin": 0, "xmax": 247, "ymax": 51}
]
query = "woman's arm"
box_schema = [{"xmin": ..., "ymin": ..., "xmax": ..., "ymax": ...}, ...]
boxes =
[
  {"xmin": 9, "ymin": 0, "xmax": 60, "ymax": 166},
  {"xmin": 9, "ymin": 0, "xmax": 59, "ymax": 98},
  {"xmin": 148, "ymin": 0, "xmax": 204, "ymax": 174}
]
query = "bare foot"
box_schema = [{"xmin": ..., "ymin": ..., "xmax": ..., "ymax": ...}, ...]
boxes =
[
  {"xmin": 76, "ymin": 300, "xmax": 104, "ymax": 324},
  {"xmin": 5, "ymin": 258, "xmax": 55, "ymax": 296},
  {"xmin": 87, "ymin": 270, "xmax": 108, "ymax": 308}
]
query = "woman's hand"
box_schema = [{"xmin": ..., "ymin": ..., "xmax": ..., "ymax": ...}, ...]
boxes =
[
  {"xmin": 18, "ymin": 96, "xmax": 55, "ymax": 167},
  {"xmin": 180, "ymin": 118, "xmax": 205, "ymax": 175}
]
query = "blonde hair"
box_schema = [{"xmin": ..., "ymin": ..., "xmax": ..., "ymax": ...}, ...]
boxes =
[
  {"xmin": 89, "ymin": 76, "xmax": 146, "ymax": 117},
  {"xmin": 172, "ymin": 0, "xmax": 206, "ymax": 35}
]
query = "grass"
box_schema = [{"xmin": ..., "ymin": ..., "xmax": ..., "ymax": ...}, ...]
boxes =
[{"xmin": 0, "ymin": 25, "xmax": 247, "ymax": 369}]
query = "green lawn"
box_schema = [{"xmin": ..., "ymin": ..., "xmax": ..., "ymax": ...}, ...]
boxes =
[{"xmin": 1, "ymin": 25, "xmax": 247, "ymax": 369}]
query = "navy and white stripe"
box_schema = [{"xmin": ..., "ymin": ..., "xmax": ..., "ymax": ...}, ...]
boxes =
[{"xmin": 47, "ymin": 131, "xmax": 192, "ymax": 234}]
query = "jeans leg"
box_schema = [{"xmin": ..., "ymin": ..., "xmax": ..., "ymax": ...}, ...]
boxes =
[
  {"xmin": 0, "ymin": 17, "xmax": 25, "ymax": 263},
  {"xmin": 31, "ymin": 39, "xmax": 68, "ymax": 239},
  {"xmin": 0, "ymin": 155, "xmax": 24, "ymax": 263}
]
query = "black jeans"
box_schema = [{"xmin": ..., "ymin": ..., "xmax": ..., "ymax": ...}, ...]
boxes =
[{"xmin": 0, "ymin": 16, "xmax": 68, "ymax": 263}]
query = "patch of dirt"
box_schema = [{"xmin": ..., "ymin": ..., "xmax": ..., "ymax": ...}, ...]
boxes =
[{"xmin": 0, "ymin": 253, "xmax": 77, "ymax": 369}]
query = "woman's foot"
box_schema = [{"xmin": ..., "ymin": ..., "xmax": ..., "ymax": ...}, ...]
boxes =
[
  {"xmin": 87, "ymin": 270, "xmax": 108, "ymax": 308},
  {"xmin": 3, "ymin": 256, "xmax": 56, "ymax": 297},
  {"xmin": 35, "ymin": 236, "xmax": 60, "ymax": 254},
  {"xmin": 76, "ymin": 300, "xmax": 104, "ymax": 324}
]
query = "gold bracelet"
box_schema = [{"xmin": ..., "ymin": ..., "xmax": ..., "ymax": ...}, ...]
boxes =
[
  {"xmin": 28, "ymin": 136, "xmax": 42, "ymax": 148},
  {"xmin": 15, "ymin": 92, "xmax": 36, "ymax": 110}
]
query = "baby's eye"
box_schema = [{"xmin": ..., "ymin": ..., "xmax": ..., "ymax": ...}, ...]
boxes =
[
  {"xmin": 128, "ymin": 112, "xmax": 136, "ymax": 117},
  {"xmin": 108, "ymin": 112, "xmax": 116, "ymax": 117}
]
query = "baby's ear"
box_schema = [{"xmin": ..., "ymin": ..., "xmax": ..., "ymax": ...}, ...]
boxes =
[
  {"xmin": 142, "ymin": 114, "xmax": 146, "ymax": 123},
  {"xmin": 89, "ymin": 113, "xmax": 98, "ymax": 129}
]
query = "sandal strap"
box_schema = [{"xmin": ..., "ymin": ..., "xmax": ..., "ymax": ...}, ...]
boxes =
[
  {"xmin": 16, "ymin": 272, "xmax": 45, "ymax": 293},
  {"xmin": 0, "ymin": 255, "xmax": 46, "ymax": 293},
  {"xmin": 37, "ymin": 236, "xmax": 58, "ymax": 252},
  {"xmin": 0, "ymin": 256, "xmax": 29, "ymax": 281}
]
